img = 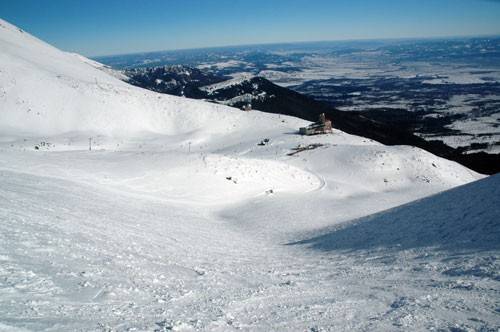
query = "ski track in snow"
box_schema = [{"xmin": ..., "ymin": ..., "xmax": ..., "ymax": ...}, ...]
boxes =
[{"xmin": 0, "ymin": 18, "xmax": 499, "ymax": 331}]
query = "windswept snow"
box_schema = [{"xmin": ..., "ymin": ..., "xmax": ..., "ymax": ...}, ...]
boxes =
[{"xmin": 0, "ymin": 18, "xmax": 498, "ymax": 331}]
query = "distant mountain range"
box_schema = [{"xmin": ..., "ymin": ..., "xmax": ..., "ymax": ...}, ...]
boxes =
[
  {"xmin": 124, "ymin": 65, "xmax": 500, "ymax": 174},
  {"xmin": 97, "ymin": 37, "xmax": 500, "ymax": 160},
  {"xmin": 125, "ymin": 65, "xmax": 229, "ymax": 98}
]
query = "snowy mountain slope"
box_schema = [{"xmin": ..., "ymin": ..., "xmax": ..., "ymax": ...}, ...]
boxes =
[
  {"xmin": 0, "ymin": 163, "xmax": 497, "ymax": 331},
  {"xmin": 292, "ymin": 174, "xmax": 500, "ymax": 251},
  {"xmin": 0, "ymin": 18, "xmax": 294, "ymax": 137},
  {"xmin": 0, "ymin": 18, "xmax": 497, "ymax": 331}
]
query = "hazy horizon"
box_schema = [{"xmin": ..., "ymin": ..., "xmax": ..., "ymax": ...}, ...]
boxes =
[
  {"xmin": 1, "ymin": 0, "xmax": 500, "ymax": 57},
  {"xmin": 91, "ymin": 33, "xmax": 500, "ymax": 59}
]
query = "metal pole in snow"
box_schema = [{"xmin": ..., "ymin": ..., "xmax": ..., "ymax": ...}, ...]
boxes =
[{"xmin": 89, "ymin": 137, "xmax": 92, "ymax": 151}]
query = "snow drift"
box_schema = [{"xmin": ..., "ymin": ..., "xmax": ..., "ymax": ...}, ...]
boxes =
[{"xmin": 292, "ymin": 174, "xmax": 500, "ymax": 251}]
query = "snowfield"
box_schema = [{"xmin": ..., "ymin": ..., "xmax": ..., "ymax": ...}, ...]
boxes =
[{"xmin": 0, "ymin": 19, "xmax": 499, "ymax": 331}]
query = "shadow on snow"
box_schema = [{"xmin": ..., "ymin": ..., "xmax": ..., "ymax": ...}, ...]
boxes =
[{"xmin": 288, "ymin": 174, "xmax": 500, "ymax": 252}]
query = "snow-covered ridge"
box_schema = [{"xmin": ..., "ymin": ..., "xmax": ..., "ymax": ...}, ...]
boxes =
[
  {"xmin": 201, "ymin": 73, "xmax": 255, "ymax": 94},
  {"xmin": 0, "ymin": 18, "xmax": 298, "ymax": 136}
]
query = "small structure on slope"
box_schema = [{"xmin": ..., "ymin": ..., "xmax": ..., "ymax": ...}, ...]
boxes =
[
  {"xmin": 242, "ymin": 103, "xmax": 252, "ymax": 112},
  {"xmin": 299, "ymin": 113, "xmax": 333, "ymax": 135}
]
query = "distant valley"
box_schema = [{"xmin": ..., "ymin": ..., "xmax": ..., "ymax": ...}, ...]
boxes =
[
  {"xmin": 97, "ymin": 38, "xmax": 500, "ymax": 174},
  {"xmin": 117, "ymin": 61, "xmax": 500, "ymax": 174}
]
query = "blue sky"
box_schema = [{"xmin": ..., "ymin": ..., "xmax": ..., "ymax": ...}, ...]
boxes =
[{"xmin": 1, "ymin": 0, "xmax": 500, "ymax": 56}]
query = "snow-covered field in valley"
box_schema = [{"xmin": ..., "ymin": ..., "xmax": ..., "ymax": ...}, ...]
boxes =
[{"xmin": 0, "ymin": 19, "xmax": 499, "ymax": 331}]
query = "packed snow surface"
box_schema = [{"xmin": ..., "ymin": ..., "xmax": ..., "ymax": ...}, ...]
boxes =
[{"xmin": 0, "ymin": 18, "xmax": 498, "ymax": 331}]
